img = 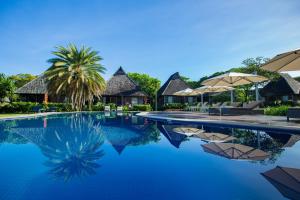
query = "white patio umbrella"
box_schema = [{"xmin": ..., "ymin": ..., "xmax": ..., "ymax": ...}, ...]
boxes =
[
  {"xmin": 193, "ymin": 85, "xmax": 234, "ymax": 104},
  {"xmin": 173, "ymin": 88, "xmax": 195, "ymax": 96},
  {"xmin": 262, "ymin": 49, "xmax": 300, "ymax": 72},
  {"xmin": 201, "ymin": 72, "xmax": 268, "ymax": 101}
]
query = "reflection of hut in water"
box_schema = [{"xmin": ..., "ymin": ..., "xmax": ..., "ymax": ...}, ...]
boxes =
[
  {"xmin": 157, "ymin": 124, "xmax": 190, "ymax": 148},
  {"xmin": 262, "ymin": 166, "xmax": 300, "ymax": 200}
]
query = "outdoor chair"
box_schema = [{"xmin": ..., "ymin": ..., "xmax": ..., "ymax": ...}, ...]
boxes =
[
  {"xmin": 47, "ymin": 106, "xmax": 57, "ymax": 112},
  {"xmin": 287, "ymin": 108, "xmax": 300, "ymax": 121},
  {"xmin": 200, "ymin": 102, "xmax": 209, "ymax": 113},
  {"xmin": 210, "ymin": 101, "xmax": 264, "ymax": 116},
  {"xmin": 104, "ymin": 106, "xmax": 111, "ymax": 112},
  {"xmin": 189, "ymin": 103, "xmax": 201, "ymax": 112},
  {"xmin": 117, "ymin": 106, "xmax": 123, "ymax": 112},
  {"xmin": 32, "ymin": 105, "xmax": 45, "ymax": 113}
]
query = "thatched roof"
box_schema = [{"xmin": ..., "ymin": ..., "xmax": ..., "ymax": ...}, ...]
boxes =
[
  {"xmin": 103, "ymin": 67, "xmax": 148, "ymax": 97},
  {"xmin": 260, "ymin": 73, "xmax": 300, "ymax": 97},
  {"xmin": 157, "ymin": 72, "xmax": 189, "ymax": 96},
  {"xmin": 15, "ymin": 76, "xmax": 47, "ymax": 94}
]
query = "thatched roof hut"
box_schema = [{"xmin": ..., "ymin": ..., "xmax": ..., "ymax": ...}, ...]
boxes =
[
  {"xmin": 260, "ymin": 74, "xmax": 300, "ymax": 103},
  {"xmin": 103, "ymin": 67, "xmax": 147, "ymax": 97},
  {"xmin": 15, "ymin": 76, "xmax": 49, "ymax": 103},
  {"xmin": 157, "ymin": 72, "xmax": 191, "ymax": 106},
  {"xmin": 15, "ymin": 76, "xmax": 47, "ymax": 94},
  {"xmin": 157, "ymin": 72, "xmax": 189, "ymax": 96},
  {"xmin": 102, "ymin": 67, "xmax": 149, "ymax": 105}
]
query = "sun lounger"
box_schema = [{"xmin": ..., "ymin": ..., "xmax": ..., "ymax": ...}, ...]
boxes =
[
  {"xmin": 32, "ymin": 105, "xmax": 45, "ymax": 113},
  {"xmin": 104, "ymin": 106, "xmax": 111, "ymax": 112},
  {"xmin": 209, "ymin": 101, "xmax": 263, "ymax": 116},
  {"xmin": 117, "ymin": 106, "xmax": 123, "ymax": 112},
  {"xmin": 287, "ymin": 108, "xmax": 300, "ymax": 121}
]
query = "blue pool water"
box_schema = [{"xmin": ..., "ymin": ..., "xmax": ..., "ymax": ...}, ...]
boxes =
[{"xmin": 0, "ymin": 112, "xmax": 299, "ymax": 200}]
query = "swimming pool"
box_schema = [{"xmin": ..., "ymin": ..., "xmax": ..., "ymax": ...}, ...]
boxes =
[{"xmin": 0, "ymin": 112, "xmax": 299, "ymax": 200}]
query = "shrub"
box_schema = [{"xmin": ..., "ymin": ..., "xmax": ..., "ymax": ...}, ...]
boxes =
[
  {"xmin": 162, "ymin": 103, "xmax": 184, "ymax": 110},
  {"xmin": 0, "ymin": 102, "xmax": 38, "ymax": 113},
  {"xmin": 45, "ymin": 103, "xmax": 73, "ymax": 112},
  {"xmin": 108, "ymin": 103, "xmax": 116, "ymax": 110},
  {"xmin": 264, "ymin": 105, "xmax": 290, "ymax": 116},
  {"xmin": 131, "ymin": 104, "xmax": 152, "ymax": 111},
  {"xmin": 91, "ymin": 102, "xmax": 105, "ymax": 111}
]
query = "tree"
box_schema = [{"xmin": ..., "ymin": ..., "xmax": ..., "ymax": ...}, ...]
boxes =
[
  {"xmin": 44, "ymin": 44, "xmax": 106, "ymax": 110},
  {"xmin": 9, "ymin": 73, "xmax": 37, "ymax": 88},
  {"xmin": 0, "ymin": 73, "xmax": 16, "ymax": 101},
  {"xmin": 128, "ymin": 72, "xmax": 160, "ymax": 102},
  {"xmin": 180, "ymin": 76, "xmax": 201, "ymax": 89}
]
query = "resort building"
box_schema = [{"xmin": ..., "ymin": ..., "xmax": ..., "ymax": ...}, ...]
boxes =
[
  {"xmin": 15, "ymin": 76, "xmax": 50, "ymax": 103},
  {"xmin": 102, "ymin": 67, "xmax": 149, "ymax": 106},
  {"xmin": 157, "ymin": 72, "xmax": 193, "ymax": 107},
  {"xmin": 260, "ymin": 73, "xmax": 300, "ymax": 104}
]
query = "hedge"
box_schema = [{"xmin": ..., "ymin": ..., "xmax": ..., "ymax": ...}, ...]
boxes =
[
  {"xmin": 264, "ymin": 105, "xmax": 290, "ymax": 116},
  {"xmin": 163, "ymin": 103, "xmax": 184, "ymax": 110}
]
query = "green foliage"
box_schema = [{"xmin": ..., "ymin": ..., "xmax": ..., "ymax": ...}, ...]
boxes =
[
  {"xmin": 8, "ymin": 73, "xmax": 37, "ymax": 88},
  {"xmin": 0, "ymin": 102, "xmax": 73, "ymax": 113},
  {"xmin": 264, "ymin": 105, "xmax": 290, "ymax": 116},
  {"xmin": 44, "ymin": 44, "xmax": 106, "ymax": 111},
  {"xmin": 163, "ymin": 103, "xmax": 184, "ymax": 110},
  {"xmin": 180, "ymin": 76, "xmax": 201, "ymax": 89},
  {"xmin": 128, "ymin": 73, "xmax": 160, "ymax": 99},
  {"xmin": 0, "ymin": 73, "xmax": 16, "ymax": 101},
  {"xmin": 211, "ymin": 92, "xmax": 231, "ymax": 103},
  {"xmin": 91, "ymin": 102, "xmax": 105, "ymax": 111},
  {"xmin": 131, "ymin": 104, "xmax": 152, "ymax": 111}
]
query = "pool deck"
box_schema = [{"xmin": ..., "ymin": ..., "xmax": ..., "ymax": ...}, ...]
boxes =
[{"xmin": 137, "ymin": 111, "xmax": 300, "ymax": 133}]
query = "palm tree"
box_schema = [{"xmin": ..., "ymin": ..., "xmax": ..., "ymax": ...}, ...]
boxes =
[{"xmin": 44, "ymin": 44, "xmax": 106, "ymax": 110}]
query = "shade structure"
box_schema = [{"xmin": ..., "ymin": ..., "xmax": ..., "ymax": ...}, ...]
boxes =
[
  {"xmin": 262, "ymin": 166, "xmax": 300, "ymax": 200},
  {"xmin": 201, "ymin": 72, "xmax": 268, "ymax": 87},
  {"xmin": 201, "ymin": 72, "xmax": 268, "ymax": 101},
  {"xmin": 172, "ymin": 127, "xmax": 204, "ymax": 137},
  {"xmin": 194, "ymin": 85, "xmax": 235, "ymax": 104},
  {"xmin": 173, "ymin": 88, "xmax": 195, "ymax": 96},
  {"xmin": 262, "ymin": 49, "xmax": 300, "ymax": 72},
  {"xmin": 194, "ymin": 132, "xmax": 236, "ymax": 143},
  {"xmin": 201, "ymin": 143, "xmax": 269, "ymax": 161},
  {"xmin": 194, "ymin": 85, "xmax": 234, "ymax": 94}
]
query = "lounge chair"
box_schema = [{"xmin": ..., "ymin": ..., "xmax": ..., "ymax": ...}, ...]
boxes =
[
  {"xmin": 104, "ymin": 106, "xmax": 110, "ymax": 112},
  {"xmin": 200, "ymin": 102, "xmax": 209, "ymax": 113},
  {"xmin": 189, "ymin": 103, "xmax": 201, "ymax": 112},
  {"xmin": 211, "ymin": 101, "xmax": 264, "ymax": 116},
  {"xmin": 32, "ymin": 105, "xmax": 45, "ymax": 113},
  {"xmin": 117, "ymin": 106, "xmax": 123, "ymax": 112},
  {"xmin": 208, "ymin": 102, "xmax": 228, "ymax": 115},
  {"xmin": 47, "ymin": 106, "xmax": 57, "ymax": 112},
  {"xmin": 287, "ymin": 108, "xmax": 300, "ymax": 121}
]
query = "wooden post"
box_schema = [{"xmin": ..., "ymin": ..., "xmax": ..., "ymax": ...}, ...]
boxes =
[{"xmin": 44, "ymin": 92, "xmax": 48, "ymax": 104}]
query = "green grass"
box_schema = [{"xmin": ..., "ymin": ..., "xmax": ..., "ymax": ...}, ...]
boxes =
[{"xmin": 0, "ymin": 113, "xmax": 32, "ymax": 118}]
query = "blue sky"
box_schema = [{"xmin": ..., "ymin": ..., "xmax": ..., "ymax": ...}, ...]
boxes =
[{"xmin": 0, "ymin": 0, "xmax": 300, "ymax": 82}]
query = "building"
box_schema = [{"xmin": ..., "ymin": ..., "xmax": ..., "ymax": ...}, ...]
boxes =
[
  {"xmin": 102, "ymin": 67, "xmax": 149, "ymax": 106},
  {"xmin": 157, "ymin": 72, "xmax": 191, "ymax": 107},
  {"xmin": 15, "ymin": 76, "xmax": 50, "ymax": 103},
  {"xmin": 260, "ymin": 73, "xmax": 300, "ymax": 104}
]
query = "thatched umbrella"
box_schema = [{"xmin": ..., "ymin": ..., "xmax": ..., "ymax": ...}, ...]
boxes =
[
  {"xmin": 262, "ymin": 166, "xmax": 300, "ymax": 200},
  {"xmin": 262, "ymin": 49, "xmax": 300, "ymax": 72},
  {"xmin": 194, "ymin": 132, "xmax": 236, "ymax": 143},
  {"xmin": 201, "ymin": 72, "xmax": 268, "ymax": 101},
  {"xmin": 201, "ymin": 142, "xmax": 269, "ymax": 160}
]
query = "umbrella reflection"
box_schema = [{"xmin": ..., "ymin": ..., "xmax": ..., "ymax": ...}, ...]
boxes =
[
  {"xmin": 194, "ymin": 132, "xmax": 236, "ymax": 143},
  {"xmin": 201, "ymin": 143, "xmax": 269, "ymax": 161},
  {"xmin": 262, "ymin": 166, "xmax": 300, "ymax": 200},
  {"xmin": 172, "ymin": 127, "xmax": 204, "ymax": 137}
]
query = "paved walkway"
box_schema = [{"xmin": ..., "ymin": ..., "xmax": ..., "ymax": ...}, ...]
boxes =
[{"xmin": 137, "ymin": 111, "xmax": 300, "ymax": 132}]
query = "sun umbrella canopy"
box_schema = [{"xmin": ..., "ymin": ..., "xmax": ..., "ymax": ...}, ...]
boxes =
[
  {"xmin": 194, "ymin": 132, "xmax": 236, "ymax": 143},
  {"xmin": 194, "ymin": 85, "xmax": 234, "ymax": 94},
  {"xmin": 172, "ymin": 127, "xmax": 204, "ymax": 137},
  {"xmin": 173, "ymin": 88, "xmax": 195, "ymax": 96},
  {"xmin": 262, "ymin": 49, "xmax": 300, "ymax": 72},
  {"xmin": 201, "ymin": 72, "xmax": 268, "ymax": 87},
  {"xmin": 201, "ymin": 143, "xmax": 269, "ymax": 160},
  {"xmin": 262, "ymin": 166, "xmax": 300, "ymax": 199}
]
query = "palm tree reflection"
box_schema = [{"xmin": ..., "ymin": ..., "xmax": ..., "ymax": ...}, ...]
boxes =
[{"xmin": 40, "ymin": 116, "xmax": 105, "ymax": 181}]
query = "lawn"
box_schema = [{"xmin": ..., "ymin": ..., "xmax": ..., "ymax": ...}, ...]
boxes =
[{"xmin": 0, "ymin": 113, "xmax": 32, "ymax": 119}]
